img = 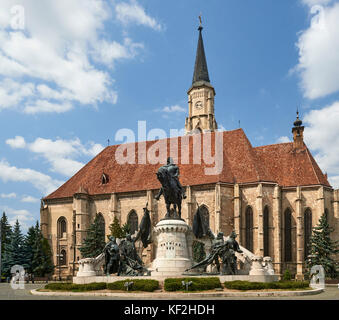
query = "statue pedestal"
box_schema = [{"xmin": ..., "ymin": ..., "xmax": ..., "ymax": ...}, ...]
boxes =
[{"xmin": 151, "ymin": 219, "xmax": 193, "ymax": 276}]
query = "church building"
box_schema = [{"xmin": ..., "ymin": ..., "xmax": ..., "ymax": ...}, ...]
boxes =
[{"xmin": 40, "ymin": 23, "xmax": 339, "ymax": 280}]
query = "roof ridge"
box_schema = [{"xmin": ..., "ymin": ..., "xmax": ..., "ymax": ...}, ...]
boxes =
[
  {"xmin": 304, "ymin": 145, "xmax": 325, "ymax": 185},
  {"xmin": 254, "ymin": 142, "xmax": 293, "ymax": 149}
]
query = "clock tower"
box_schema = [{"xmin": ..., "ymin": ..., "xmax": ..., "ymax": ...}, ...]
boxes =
[{"xmin": 185, "ymin": 22, "xmax": 217, "ymax": 134}]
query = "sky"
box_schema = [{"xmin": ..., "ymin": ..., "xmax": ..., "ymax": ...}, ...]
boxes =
[{"xmin": 0, "ymin": 0, "xmax": 339, "ymax": 232}]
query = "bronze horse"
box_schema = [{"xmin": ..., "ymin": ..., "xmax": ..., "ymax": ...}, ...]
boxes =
[{"xmin": 155, "ymin": 166, "xmax": 183, "ymax": 219}]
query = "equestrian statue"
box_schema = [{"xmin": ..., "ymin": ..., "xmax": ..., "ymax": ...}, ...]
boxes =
[{"xmin": 155, "ymin": 157, "xmax": 186, "ymax": 219}]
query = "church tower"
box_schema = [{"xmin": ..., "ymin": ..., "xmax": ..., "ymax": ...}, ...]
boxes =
[
  {"xmin": 292, "ymin": 110, "xmax": 305, "ymax": 149},
  {"xmin": 185, "ymin": 20, "xmax": 217, "ymax": 134}
]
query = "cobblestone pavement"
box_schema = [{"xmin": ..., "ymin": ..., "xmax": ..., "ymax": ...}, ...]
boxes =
[{"xmin": 0, "ymin": 283, "xmax": 338, "ymax": 300}]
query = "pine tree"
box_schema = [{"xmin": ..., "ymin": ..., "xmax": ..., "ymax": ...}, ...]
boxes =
[
  {"xmin": 1, "ymin": 212, "xmax": 12, "ymax": 276},
  {"xmin": 23, "ymin": 225, "xmax": 38, "ymax": 274},
  {"xmin": 306, "ymin": 213, "xmax": 339, "ymax": 279},
  {"xmin": 31, "ymin": 222, "xmax": 54, "ymax": 277},
  {"xmin": 79, "ymin": 214, "xmax": 106, "ymax": 258},
  {"xmin": 109, "ymin": 216, "xmax": 124, "ymax": 239},
  {"xmin": 40, "ymin": 237, "xmax": 54, "ymax": 276},
  {"xmin": 2, "ymin": 220, "xmax": 26, "ymax": 276}
]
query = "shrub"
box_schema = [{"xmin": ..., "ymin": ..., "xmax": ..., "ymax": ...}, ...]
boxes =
[
  {"xmin": 107, "ymin": 279, "xmax": 159, "ymax": 292},
  {"xmin": 224, "ymin": 280, "xmax": 309, "ymax": 291},
  {"xmin": 164, "ymin": 277, "xmax": 222, "ymax": 292},
  {"xmin": 45, "ymin": 282, "xmax": 107, "ymax": 292},
  {"xmin": 282, "ymin": 269, "xmax": 292, "ymax": 281}
]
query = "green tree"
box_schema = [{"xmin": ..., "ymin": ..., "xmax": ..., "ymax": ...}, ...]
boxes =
[
  {"xmin": 1, "ymin": 212, "xmax": 12, "ymax": 276},
  {"xmin": 23, "ymin": 224, "xmax": 38, "ymax": 274},
  {"xmin": 32, "ymin": 222, "xmax": 54, "ymax": 277},
  {"xmin": 109, "ymin": 216, "xmax": 124, "ymax": 239},
  {"xmin": 306, "ymin": 213, "xmax": 339, "ymax": 279},
  {"xmin": 121, "ymin": 223, "xmax": 131, "ymax": 236},
  {"xmin": 2, "ymin": 220, "xmax": 26, "ymax": 276},
  {"xmin": 79, "ymin": 214, "xmax": 106, "ymax": 258}
]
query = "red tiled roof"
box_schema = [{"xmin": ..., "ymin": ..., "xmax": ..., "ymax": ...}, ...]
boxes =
[{"xmin": 44, "ymin": 129, "xmax": 330, "ymax": 200}]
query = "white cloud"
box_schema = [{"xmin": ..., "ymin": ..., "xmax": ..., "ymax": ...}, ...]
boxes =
[
  {"xmin": 3, "ymin": 206, "xmax": 35, "ymax": 230},
  {"xmin": 0, "ymin": 0, "xmax": 151, "ymax": 114},
  {"xmin": 0, "ymin": 192, "xmax": 16, "ymax": 198},
  {"xmin": 0, "ymin": 79, "xmax": 35, "ymax": 110},
  {"xmin": 0, "ymin": 159, "xmax": 63, "ymax": 195},
  {"xmin": 6, "ymin": 135, "xmax": 26, "ymax": 148},
  {"xmin": 6, "ymin": 136, "xmax": 105, "ymax": 177},
  {"xmin": 295, "ymin": 2, "xmax": 339, "ymax": 99},
  {"xmin": 93, "ymin": 38, "xmax": 144, "ymax": 67},
  {"xmin": 24, "ymin": 100, "xmax": 73, "ymax": 114},
  {"xmin": 301, "ymin": 0, "xmax": 333, "ymax": 6},
  {"xmin": 21, "ymin": 195, "xmax": 40, "ymax": 203},
  {"xmin": 276, "ymin": 136, "xmax": 291, "ymax": 143},
  {"xmin": 115, "ymin": 0, "xmax": 162, "ymax": 31},
  {"xmin": 156, "ymin": 105, "xmax": 186, "ymax": 113},
  {"xmin": 304, "ymin": 101, "xmax": 339, "ymax": 188}
]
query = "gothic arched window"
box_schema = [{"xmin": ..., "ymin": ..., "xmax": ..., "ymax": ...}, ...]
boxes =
[
  {"xmin": 304, "ymin": 208, "xmax": 312, "ymax": 260},
  {"xmin": 199, "ymin": 205, "xmax": 210, "ymax": 228},
  {"xmin": 284, "ymin": 208, "xmax": 292, "ymax": 262},
  {"xmin": 97, "ymin": 213, "xmax": 105, "ymax": 237},
  {"xmin": 245, "ymin": 206, "xmax": 253, "ymax": 252},
  {"xmin": 58, "ymin": 217, "xmax": 67, "ymax": 238},
  {"xmin": 127, "ymin": 210, "xmax": 138, "ymax": 235},
  {"xmin": 263, "ymin": 206, "xmax": 270, "ymax": 257},
  {"xmin": 60, "ymin": 249, "xmax": 67, "ymax": 266}
]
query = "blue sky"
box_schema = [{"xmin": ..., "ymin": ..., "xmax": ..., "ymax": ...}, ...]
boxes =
[{"xmin": 1, "ymin": 0, "xmax": 339, "ymax": 232}]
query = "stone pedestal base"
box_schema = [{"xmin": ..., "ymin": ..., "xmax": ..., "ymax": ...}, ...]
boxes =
[{"xmin": 151, "ymin": 219, "xmax": 192, "ymax": 276}]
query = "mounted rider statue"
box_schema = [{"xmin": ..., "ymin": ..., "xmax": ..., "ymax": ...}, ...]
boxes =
[{"xmin": 155, "ymin": 157, "xmax": 186, "ymax": 219}]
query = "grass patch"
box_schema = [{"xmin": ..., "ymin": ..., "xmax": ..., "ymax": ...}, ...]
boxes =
[
  {"xmin": 224, "ymin": 280, "xmax": 310, "ymax": 291},
  {"xmin": 107, "ymin": 279, "xmax": 159, "ymax": 292},
  {"xmin": 164, "ymin": 277, "xmax": 222, "ymax": 292}
]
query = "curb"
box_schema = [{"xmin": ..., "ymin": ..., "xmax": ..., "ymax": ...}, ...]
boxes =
[{"xmin": 30, "ymin": 288, "xmax": 324, "ymax": 298}]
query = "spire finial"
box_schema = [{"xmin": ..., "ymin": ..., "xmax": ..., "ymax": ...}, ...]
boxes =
[
  {"xmin": 294, "ymin": 107, "xmax": 302, "ymax": 127},
  {"xmin": 199, "ymin": 13, "xmax": 202, "ymax": 27}
]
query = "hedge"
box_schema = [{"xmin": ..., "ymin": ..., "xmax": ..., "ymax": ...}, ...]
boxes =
[
  {"xmin": 45, "ymin": 282, "xmax": 107, "ymax": 292},
  {"xmin": 224, "ymin": 280, "xmax": 310, "ymax": 291},
  {"xmin": 45, "ymin": 280, "xmax": 159, "ymax": 292},
  {"xmin": 107, "ymin": 279, "xmax": 159, "ymax": 292},
  {"xmin": 164, "ymin": 277, "xmax": 222, "ymax": 292}
]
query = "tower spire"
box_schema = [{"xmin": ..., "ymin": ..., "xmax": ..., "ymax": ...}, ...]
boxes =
[
  {"xmin": 186, "ymin": 18, "xmax": 217, "ymax": 134},
  {"xmin": 192, "ymin": 17, "xmax": 210, "ymax": 85}
]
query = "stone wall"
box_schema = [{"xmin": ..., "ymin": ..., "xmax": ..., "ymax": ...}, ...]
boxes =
[{"xmin": 42, "ymin": 183, "xmax": 339, "ymax": 279}]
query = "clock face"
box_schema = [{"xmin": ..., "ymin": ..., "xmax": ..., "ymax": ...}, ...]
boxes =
[{"xmin": 195, "ymin": 101, "xmax": 203, "ymax": 110}]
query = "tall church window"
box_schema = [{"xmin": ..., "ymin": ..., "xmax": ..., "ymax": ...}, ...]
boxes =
[
  {"xmin": 97, "ymin": 213, "xmax": 105, "ymax": 237},
  {"xmin": 199, "ymin": 205, "xmax": 210, "ymax": 228},
  {"xmin": 60, "ymin": 249, "xmax": 67, "ymax": 266},
  {"xmin": 284, "ymin": 208, "xmax": 292, "ymax": 262},
  {"xmin": 263, "ymin": 206, "xmax": 270, "ymax": 257},
  {"xmin": 245, "ymin": 206, "xmax": 253, "ymax": 252},
  {"xmin": 58, "ymin": 217, "xmax": 67, "ymax": 238},
  {"xmin": 127, "ymin": 210, "xmax": 138, "ymax": 235},
  {"xmin": 304, "ymin": 208, "xmax": 312, "ymax": 260}
]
